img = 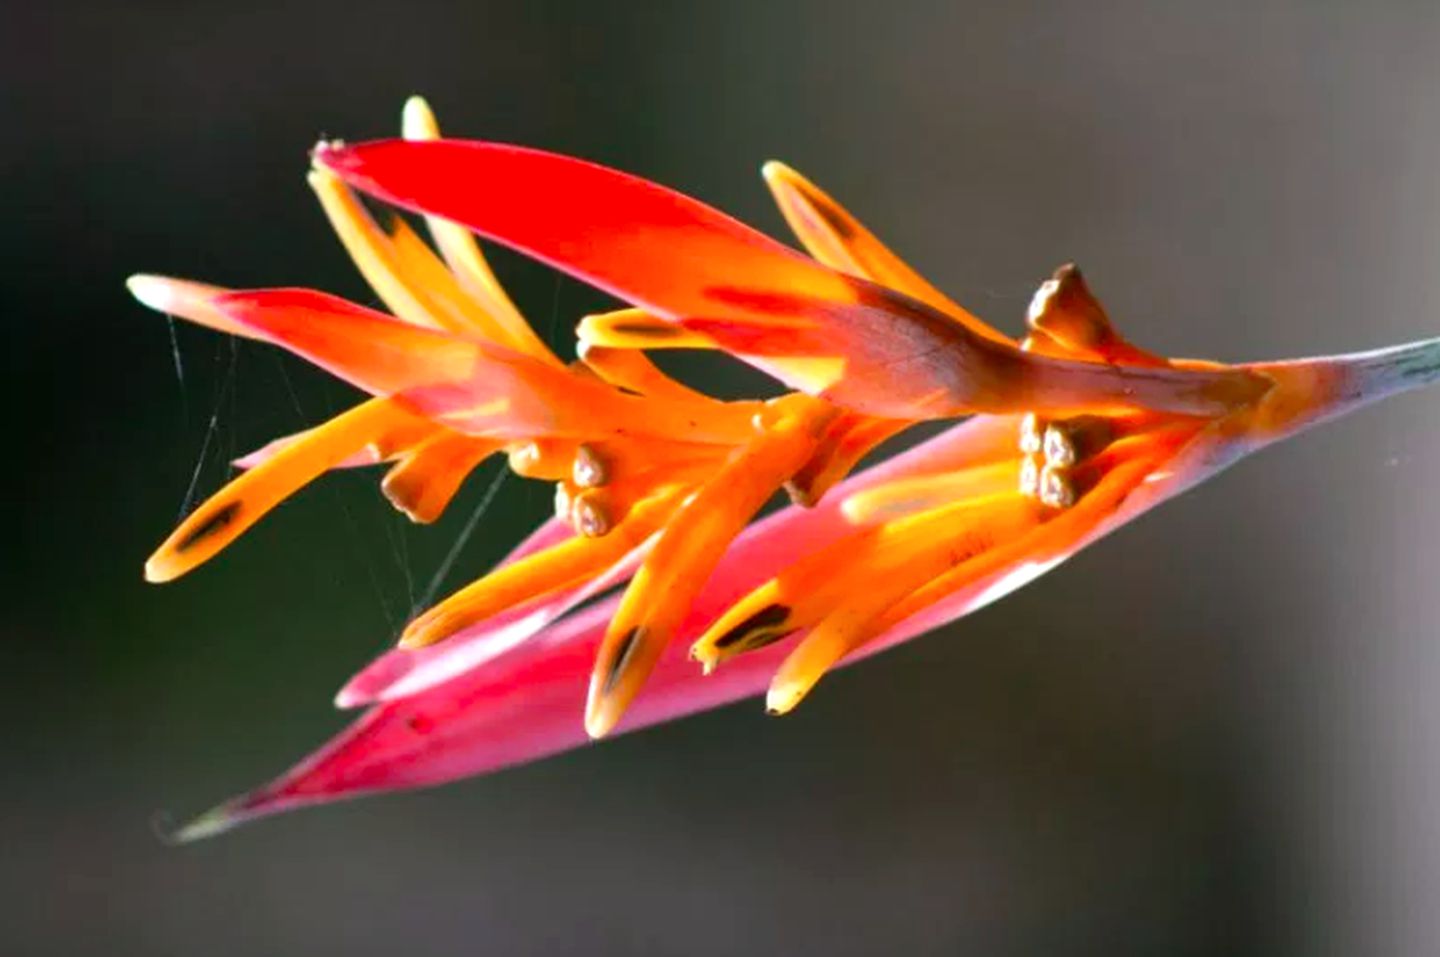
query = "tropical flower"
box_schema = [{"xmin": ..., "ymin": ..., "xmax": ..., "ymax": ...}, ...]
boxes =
[{"xmin": 129, "ymin": 98, "xmax": 1440, "ymax": 839}]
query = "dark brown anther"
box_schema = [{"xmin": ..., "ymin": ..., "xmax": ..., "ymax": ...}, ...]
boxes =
[
  {"xmin": 603, "ymin": 627, "xmax": 643, "ymax": 694},
  {"xmin": 572, "ymin": 444, "xmax": 609, "ymax": 488},
  {"xmin": 712, "ymin": 603, "xmax": 792, "ymax": 650},
  {"xmin": 174, "ymin": 502, "xmax": 241, "ymax": 552}
]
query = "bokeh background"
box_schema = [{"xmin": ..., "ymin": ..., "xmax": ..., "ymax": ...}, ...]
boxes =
[{"xmin": 7, "ymin": 2, "xmax": 1440, "ymax": 954}]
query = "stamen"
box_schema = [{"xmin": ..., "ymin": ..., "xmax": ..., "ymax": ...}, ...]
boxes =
[
  {"xmin": 1038, "ymin": 464, "xmax": 1076, "ymax": 509},
  {"xmin": 1042, "ymin": 424, "xmax": 1077, "ymax": 467},
  {"xmin": 1019, "ymin": 412, "xmax": 1045, "ymax": 454},
  {"xmin": 1018, "ymin": 454, "xmax": 1042, "ymax": 498},
  {"xmin": 572, "ymin": 444, "xmax": 609, "ymax": 488},
  {"xmin": 571, "ymin": 491, "xmax": 612, "ymax": 538}
]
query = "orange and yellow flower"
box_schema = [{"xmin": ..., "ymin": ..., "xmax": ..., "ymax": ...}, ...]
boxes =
[{"xmin": 130, "ymin": 98, "xmax": 1440, "ymax": 839}]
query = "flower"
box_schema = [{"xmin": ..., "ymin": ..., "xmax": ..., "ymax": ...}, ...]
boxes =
[{"xmin": 131, "ymin": 98, "xmax": 1440, "ymax": 839}]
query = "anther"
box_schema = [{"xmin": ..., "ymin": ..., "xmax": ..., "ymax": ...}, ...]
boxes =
[
  {"xmin": 554, "ymin": 482, "xmax": 573, "ymax": 520},
  {"xmin": 573, "ymin": 444, "xmax": 609, "ymax": 488},
  {"xmin": 1038, "ymin": 464, "xmax": 1076, "ymax": 509},
  {"xmin": 1019, "ymin": 455, "xmax": 1043, "ymax": 498},
  {"xmin": 572, "ymin": 492, "xmax": 612, "ymax": 538},
  {"xmin": 1019, "ymin": 412, "xmax": 1045, "ymax": 455},
  {"xmin": 1042, "ymin": 424, "xmax": 1077, "ymax": 468}
]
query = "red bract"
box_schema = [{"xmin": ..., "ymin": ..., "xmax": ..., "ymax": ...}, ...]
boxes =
[{"xmin": 129, "ymin": 98, "xmax": 1440, "ymax": 839}]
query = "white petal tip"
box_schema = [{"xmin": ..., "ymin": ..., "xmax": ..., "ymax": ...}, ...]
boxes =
[
  {"xmin": 402, "ymin": 95, "xmax": 439, "ymax": 141},
  {"xmin": 126, "ymin": 274, "xmax": 177, "ymax": 313}
]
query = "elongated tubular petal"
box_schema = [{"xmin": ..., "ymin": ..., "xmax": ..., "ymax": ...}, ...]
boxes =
[
  {"xmin": 840, "ymin": 458, "xmax": 1023, "ymax": 524},
  {"xmin": 317, "ymin": 140, "xmax": 1267, "ymax": 419},
  {"xmin": 401, "ymin": 96, "xmax": 559, "ymax": 364},
  {"xmin": 691, "ymin": 486, "xmax": 1034, "ymax": 672},
  {"xmin": 784, "ymin": 412, "xmax": 909, "ymax": 507},
  {"xmin": 213, "ymin": 289, "xmax": 758, "ymax": 445},
  {"xmin": 145, "ymin": 397, "xmax": 434, "ymax": 582},
  {"xmin": 126, "ymin": 275, "xmax": 262, "ymax": 340},
  {"xmin": 577, "ymin": 344, "xmax": 733, "ymax": 409},
  {"xmin": 876, "ymin": 442, "xmax": 1189, "ymax": 642},
  {"xmin": 585, "ymin": 397, "xmax": 840, "ymax": 738},
  {"xmin": 400, "ymin": 489, "xmax": 682, "ymax": 649},
  {"xmin": 577, "ymin": 308, "xmax": 718, "ymax": 350},
  {"xmin": 382, "ymin": 433, "xmax": 499, "ymax": 524},
  {"xmin": 761, "ymin": 161, "xmax": 1010, "ymax": 345},
  {"xmin": 308, "ymin": 168, "xmax": 455, "ymax": 333},
  {"xmin": 765, "ymin": 493, "xmax": 1042, "ymax": 714}
]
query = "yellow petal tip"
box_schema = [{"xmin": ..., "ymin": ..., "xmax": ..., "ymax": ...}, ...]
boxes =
[{"xmin": 402, "ymin": 95, "xmax": 439, "ymax": 141}]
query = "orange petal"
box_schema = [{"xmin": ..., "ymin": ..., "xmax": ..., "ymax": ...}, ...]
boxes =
[
  {"xmin": 382, "ymin": 432, "xmax": 499, "ymax": 523},
  {"xmin": 761, "ymin": 160, "xmax": 1010, "ymax": 345},
  {"xmin": 783, "ymin": 412, "xmax": 909, "ymax": 507},
  {"xmin": 766, "ymin": 493, "xmax": 1040, "ymax": 714},
  {"xmin": 399, "ymin": 489, "xmax": 682, "ymax": 648},
  {"xmin": 399, "ymin": 96, "xmax": 559, "ymax": 363},
  {"xmin": 585, "ymin": 396, "xmax": 840, "ymax": 738},
  {"xmin": 145, "ymin": 397, "xmax": 434, "ymax": 582},
  {"xmin": 577, "ymin": 308, "xmax": 718, "ymax": 351}
]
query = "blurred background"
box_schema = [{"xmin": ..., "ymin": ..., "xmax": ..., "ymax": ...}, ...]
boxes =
[{"xmin": 7, "ymin": 1, "xmax": 1440, "ymax": 954}]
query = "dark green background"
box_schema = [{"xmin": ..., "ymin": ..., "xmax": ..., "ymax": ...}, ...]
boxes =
[{"xmin": 7, "ymin": 2, "xmax": 1440, "ymax": 954}]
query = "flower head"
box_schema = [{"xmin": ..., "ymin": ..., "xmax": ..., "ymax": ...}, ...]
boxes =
[{"xmin": 131, "ymin": 98, "xmax": 1440, "ymax": 839}]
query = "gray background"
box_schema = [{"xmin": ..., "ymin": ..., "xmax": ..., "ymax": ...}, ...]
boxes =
[{"xmin": 6, "ymin": 2, "xmax": 1440, "ymax": 954}]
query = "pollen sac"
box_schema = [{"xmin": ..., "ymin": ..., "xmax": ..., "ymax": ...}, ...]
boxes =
[
  {"xmin": 573, "ymin": 444, "xmax": 609, "ymax": 488},
  {"xmin": 1038, "ymin": 464, "xmax": 1076, "ymax": 509},
  {"xmin": 1018, "ymin": 454, "xmax": 1042, "ymax": 498},
  {"xmin": 1019, "ymin": 412, "xmax": 1045, "ymax": 455},
  {"xmin": 1042, "ymin": 424, "xmax": 1077, "ymax": 468},
  {"xmin": 572, "ymin": 491, "xmax": 612, "ymax": 538}
]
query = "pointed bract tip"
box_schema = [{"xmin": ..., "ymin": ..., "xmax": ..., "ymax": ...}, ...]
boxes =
[
  {"xmin": 160, "ymin": 798, "xmax": 249, "ymax": 845},
  {"xmin": 126, "ymin": 274, "xmax": 178, "ymax": 314}
]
